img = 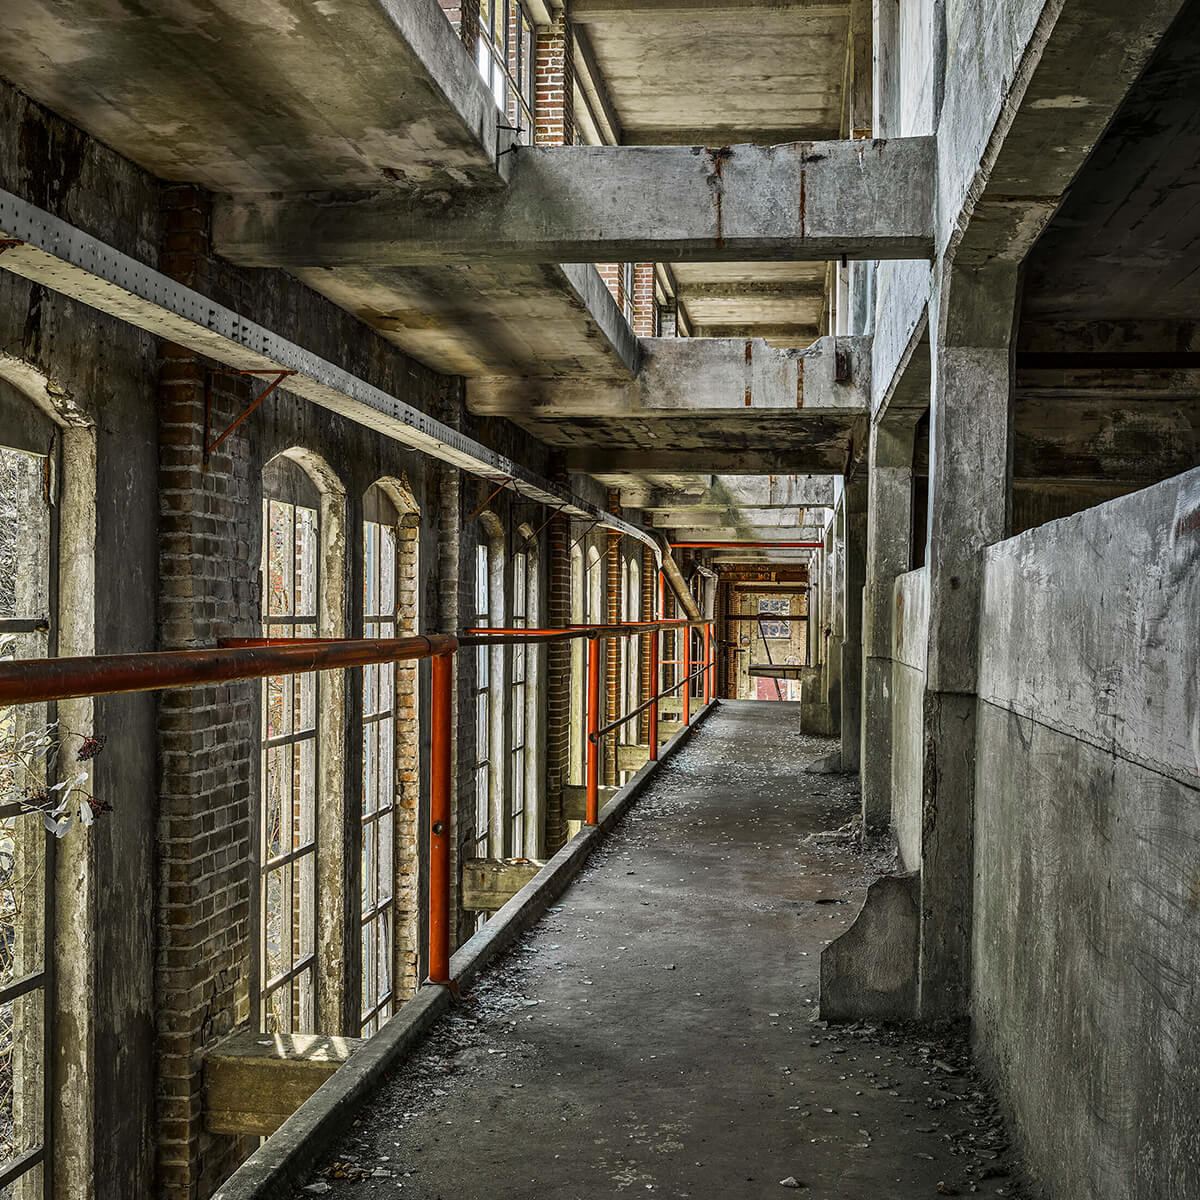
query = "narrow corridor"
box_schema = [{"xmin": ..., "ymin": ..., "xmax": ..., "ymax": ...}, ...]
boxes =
[{"xmin": 301, "ymin": 703, "xmax": 1025, "ymax": 1200}]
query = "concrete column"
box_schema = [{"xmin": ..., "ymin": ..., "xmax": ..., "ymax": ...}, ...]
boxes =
[
  {"xmin": 861, "ymin": 420, "xmax": 916, "ymax": 830},
  {"xmin": 840, "ymin": 475, "xmax": 868, "ymax": 771},
  {"xmin": 824, "ymin": 504, "xmax": 843, "ymax": 734},
  {"xmin": 919, "ymin": 261, "xmax": 1018, "ymax": 1017}
]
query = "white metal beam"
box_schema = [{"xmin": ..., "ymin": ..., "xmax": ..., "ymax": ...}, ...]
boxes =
[{"xmin": 0, "ymin": 187, "xmax": 659, "ymax": 562}]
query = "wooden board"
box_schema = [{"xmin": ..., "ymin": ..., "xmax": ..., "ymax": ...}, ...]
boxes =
[
  {"xmin": 562, "ymin": 785, "xmax": 618, "ymax": 822},
  {"xmin": 204, "ymin": 1029, "xmax": 363, "ymax": 1136},
  {"xmin": 461, "ymin": 857, "xmax": 544, "ymax": 911}
]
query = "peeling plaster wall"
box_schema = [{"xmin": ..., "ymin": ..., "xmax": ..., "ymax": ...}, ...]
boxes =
[
  {"xmin": 973, "ymin": 467, "xmax": 1200, "ymax": 1200},
  {"xmin": 890, "ymin": 567, "xmax": 928, "ymax": 872}
]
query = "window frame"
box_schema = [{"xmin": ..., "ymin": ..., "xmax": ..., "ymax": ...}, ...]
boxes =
[
  {"xmin": 360, "ymin": 496, "xmax": 400, "ymax": 1035},
  {"xmin": 475, "ymin": 0, "xmax": 536, "ymax": 142},
  {"xmin": 0, "ymin": 434, "xmax": 58, "ymax": 1199},
  {"xmin": 259, "ymin": 468, "xmax": 322, "ymax": 1035}
]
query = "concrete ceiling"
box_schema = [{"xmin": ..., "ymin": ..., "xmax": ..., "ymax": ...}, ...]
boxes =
[
  {"xmin": 0, "ymin": 0, "xmax": 634, "ymax": 384},
  {"xmin": 575, "ymin": 0, "xmax": 848, "ymax": 347},
  {"xmin": 1021, "ymin": 0, "xmax": 1200, "ymax": 324}
]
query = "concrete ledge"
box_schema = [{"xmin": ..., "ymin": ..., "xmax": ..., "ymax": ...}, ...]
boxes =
[
  {"xmin": 212, "ymin": 700, "xmax": 718, "ymax": 1200},
  {"xmin": 819, "ymin": 871, "xmax": 919, "ymax": 1022}
]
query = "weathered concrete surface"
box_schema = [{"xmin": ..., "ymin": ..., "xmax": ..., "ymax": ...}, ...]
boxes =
[
  {"xmin": 643, "ymin": 475, "xmax": 836, "ymax": 512},
  {"xmin": 973, "ymin": 467, "xmax": 1200, "ymax": 1200},
  {"xmin": 468, "ymin": 334, "xmax": 869, "ymax": 418},
  {"xmin": 0, "ymin": 0, "xmax": 512, "ymax": 192},
  {"xmin": 298, "ymin": 702, "xmax": 1027, "ymax": 1199},
  {"xmin": 215, "ymin": 138, "xmax": 938, "ymax": 267},
  {"xmin": 890, "ymin": 567, "xmax": 928, "ymax": 873},
  {"xmin": 820, "ymin": 872, "xmax": 919, "ymax": 1022}
]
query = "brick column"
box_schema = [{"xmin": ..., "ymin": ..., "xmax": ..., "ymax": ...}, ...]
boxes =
[
  {"xmin": 438, "ymin": 0, "xmax": 478, "ymax": 55},
  {"xmin": 544, "ymin": 454, "xmax": 571, "ymax": 853},
  {"xmin": 604, "ymin": 489, "xmax": 621, "ymax": 785},
  {"xmin": 155, "ymin": 184, "xmax": 256, "ymax": 1200},
  {"xmin": 597, "ymin": 264, "xmax": 624, "ymax": 312},
  {"xmin": 534, "ymin": 12, "xmax": 574, "ymax": 146},
  {"xmin": 632, "ymin": 264, "xmax": 657, "ymax": 336}
]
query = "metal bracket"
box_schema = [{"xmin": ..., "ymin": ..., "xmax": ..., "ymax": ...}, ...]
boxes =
[
  {"xmin": 464, "ymin": 476, "xmax": 515, "ymax": 527},
  {"xmin": 523, "ymin": 501, "xmax": 570, "ymax": 547},
  {"xmin": 203, "ymin": 369, "xmax": 295, "ymax": 463}
]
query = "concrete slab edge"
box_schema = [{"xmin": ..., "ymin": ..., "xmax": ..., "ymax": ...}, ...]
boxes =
[{"xmin": 211, "ymin": 700, "xmax": 718, "ymax": 1200}]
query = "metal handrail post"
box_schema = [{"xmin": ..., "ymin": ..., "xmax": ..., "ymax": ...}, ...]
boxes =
[
  {"xmin": 682, "ymin": 624, "xmax": 691, "ymax": 726},
  {"xmin": 648, "ymin": 630, "xmax": 660, "ymax": 761},
  {"xmin": 585, "ymin": 636, "xmax": 601, "ymax": 825},
  {"xmin": 428, "ymin": 650, "xmax": 454, "ymax": 985},
  {"xmin": 704, "ymin": 622, "xmax": 713, "ymax": 704}
]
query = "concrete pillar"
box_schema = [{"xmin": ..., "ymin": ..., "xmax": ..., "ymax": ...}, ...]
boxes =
[
  {"xmin": 840, "ymin": 475, "xmax": 868, "ymax": 771},
  {"xmin": 919, "ymin": 261, "xmax": 1018, "ymax": 1017},
  {"xmin": 824, "ymin": 504, "xmax": 843, "ymax": 734},
  {"xmin": 861, "ymin": 420, "xmax": 916, "ymax": 830}
]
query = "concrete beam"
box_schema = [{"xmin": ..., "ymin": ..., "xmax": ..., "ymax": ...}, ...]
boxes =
[
  {"xmin": 652, "ymin": 507, "xmax": 808, "ymax": 527},
  {"xmin": 572, "ymin": 0, "xmax": 848, "ymax": 15},
  {"xmin": 468, "ymin": 335, "xmax": 869, "ymax": 417},
  {"xmin": 569, "ymin": 446, "xmax": 852, "ymax": 475},
  {"xmin": 645, "ymin": 475, "xmax": 836, "ymax": 510},
  {"xmin": 667, "ymin": 526, "xmax": 825, "ymax": 543},
  {"xmin": 214, "ymin": 138, "xmax": 936, "ymax": 268}
]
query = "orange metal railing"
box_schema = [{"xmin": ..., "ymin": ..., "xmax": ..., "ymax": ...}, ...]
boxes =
[{"xmin": 0, "ymin": 615, "xmax": 718, "ymax": 990}]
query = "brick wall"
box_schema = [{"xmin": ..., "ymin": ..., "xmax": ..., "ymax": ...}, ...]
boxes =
[
  {"xmin": 544, "ymin": 454, "xmax": 571, "ymax": 853},
  {"xmin": 534, "ymin": 13, "xmax": 574, "ymax": 147},
  {"xmin": 155, "ymin": 185, "xmax": 256, "ymax": 1200},
  {"xmin": 632, "ymin": 264, "xmax": 657, "ymax": 336},
  {"xmin": 603, "ymin": 490, "xmax": 621, "ymax": 786}
]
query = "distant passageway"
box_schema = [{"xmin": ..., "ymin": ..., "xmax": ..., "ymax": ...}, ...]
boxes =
[{"xmin": 302, "ymin": 702, "xmax": 1026, "ymax": 1199}]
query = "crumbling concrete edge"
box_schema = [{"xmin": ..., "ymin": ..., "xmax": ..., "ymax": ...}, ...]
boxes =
[{"xmin": 212, "ymin": 700, "xmax": 718, "ymax": 1200}]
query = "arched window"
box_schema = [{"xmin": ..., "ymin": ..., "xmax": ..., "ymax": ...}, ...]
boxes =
[
  {"xmin": 474, "ymin": 514, "xmax": 505, "ymax": 860},
  {"xmin": 510, "ymin": 526, "xmax": 541, "ymax": 857},
  {"xmin": 0, "ymin": 366, "xmax": 95, "ymax": 1196},
  {"xmin": 360, "ymin": 480, "xmax": 419, "ymax": 1032},
  {"xmin": 568, "ymin": 542, "xmax": 586, "ymax": 788},
  {"xmin": 259, "ymin": 451, "xmax": 344, "ymax": 1034}
]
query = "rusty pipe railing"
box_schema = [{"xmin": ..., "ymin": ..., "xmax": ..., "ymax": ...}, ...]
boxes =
[
  {"xmin": 0, "ymin": 633, "xmax": 461, "ymax": 986},
  {"xmin": 0, "ymin": 635, "xmax": 459, "ymax": 706}
]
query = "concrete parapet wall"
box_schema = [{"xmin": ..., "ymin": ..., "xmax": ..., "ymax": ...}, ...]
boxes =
[
  {"xmin": 890, "ymin": 567, "xmax": 928, "ymax": 872},
  {"xmin": 973, "ymin": 467, "xmax": 1200, "ymax": 1200}
]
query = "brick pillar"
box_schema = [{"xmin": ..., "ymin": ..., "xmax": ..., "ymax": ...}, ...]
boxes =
[
  {"xmin": 632, "ymin": 264, "xmax": 657, "ymax": 336},
  {"xmin": 544, "ymin": 454, "xmax": 571, "ymax": 853},
  {"xmin": 438, "ymin": 0, "xmax": 478, "ymax": 54},
  {"xmin": 638, "ymin": 517, "xmax": 656, "ymax": 740},
  {"xmin": 394, "ymin": 513, "xmax": 420, "ymax": 998},
  {"xmin": 534, "ymin": 12, "xmax": 574, "ymax": 146},
  {"xmin": 604, "ymin": 489, "xmax": 621, "ymax": 785},
  {"xmin": 434, "ymin": 462, "xmax": 470, "ymax": 951},
  {"xmin": 155, "ymin": 184, "xmax": 256, "ymax": 1200},
  {"xmin": 597, "ymin": 264, "xmax": 624, "ymax": 312}
]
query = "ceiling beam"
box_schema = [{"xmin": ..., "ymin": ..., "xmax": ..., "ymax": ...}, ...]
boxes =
[
  {"xmin": 571, "ymin": 0, "xmax": 849, "ymax": 18},
  {"xmin": 215, "ymin": 138, "xmax": 936, "ymax": 268},
  {"xmin": 644, "ymin": 476, "xmax": 835, "ymax": 509},
  {"xmin": 467, "ymin": 334, "xmax": 868, "ymax": 417}
]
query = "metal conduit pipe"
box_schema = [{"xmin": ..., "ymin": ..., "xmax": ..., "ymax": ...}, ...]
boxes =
[{"xmin": 648, "ymin": 530, "xmax": 701, "ymax": 621}]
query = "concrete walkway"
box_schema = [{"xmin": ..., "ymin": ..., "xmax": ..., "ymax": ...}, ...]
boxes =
[{"xmin": 302, "ymin": 702, "xmax": 1025, "ymax": 1200}]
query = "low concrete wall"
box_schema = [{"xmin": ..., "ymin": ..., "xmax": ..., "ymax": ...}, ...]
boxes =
[
  {"xmin": 890, "ymin": 567, "xmax": 927, "ymax": 871},
  {"xmin": 973, "ymin": 467, "xmax": 1200, "ymax": 1200}
]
